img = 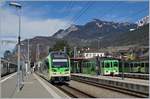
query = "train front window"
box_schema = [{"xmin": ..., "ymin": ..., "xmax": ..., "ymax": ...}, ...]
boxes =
[
  {"xmin": 114, "ymin": 62, "xmax": 118, "ymax": 67},
  {"xmin": 52, "ymin": 62, "xmax": 68, "ymax": 67},
  {"xmin": 105, "ymin": 62, "xmax": 110, "ymax": 68}
]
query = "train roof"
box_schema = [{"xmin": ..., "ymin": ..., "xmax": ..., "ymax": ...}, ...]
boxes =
[
  {"xmin": 49, "ymin": 51, "xmax": 66, "ymax": 54},
  {"xmin": 87, "ymin": 57, "xmax": 120, "ymax": 61},
  {"xmin": 49, "ymin": 51, "xmax": 68, "ymax": 59}
]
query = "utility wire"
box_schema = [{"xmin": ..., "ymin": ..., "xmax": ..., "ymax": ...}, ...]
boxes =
[
  {"xmin": 63, "ymin": 1, "xmax": 93, "ymax": 27},
  {"xmin": 65, "ymin": 0, "xmax": 74, "ymax": 17},
  {"xmin": 73, "ymin": 1, "xmax": 93, "ymax": 23},
  {"xmin": 58, "ymin": 0, "xmax": 74, "ymax": 28},
  {"xmin": 57, "ymin": 1, "xmax": 91, "ymax": 29},
  {"xmin": 100, "ymin": 1, "xmax": 122, "ymax": 20},
  {"xmin": 70, "ymin": 1, "xmax": 92, "ymax": 24},
  {"xmin": 119, "ymin": 7, "xmax": 149, "ymax": 22}
]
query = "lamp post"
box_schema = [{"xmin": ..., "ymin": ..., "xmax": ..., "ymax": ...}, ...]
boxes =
[
  {"xmin": 27, "ymin": 39, "xmax": 30, "ymax": 74},
  {"xmin": 9, "ymin": 2, "xmax": 22, "ymax": 92}
]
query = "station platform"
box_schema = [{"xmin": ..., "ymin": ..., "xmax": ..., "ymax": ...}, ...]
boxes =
[
  {"xmin": 71, "ymin": 73, "xmax": 149, "ymax": 85},
  {"xmin": 118, "ymin": 73, "xmax": 149, "ymax": 80},
  {"xmin": 1, "ymin": 73, "xmax": 69, "ymax": 98},
  {"xmin": 71, "ymin": 73, "xmax": 149, "ymax": 95}
]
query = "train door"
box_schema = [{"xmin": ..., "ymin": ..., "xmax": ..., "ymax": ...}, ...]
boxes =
[
  {"xmin": 145, "ymin": 62, "xmax": 149, "ymax": 74},
  {"xmin": 141, "ymin": 62, "xmax": 145, "ymax": 73},
  {"xmin": 104, "ymin": 61, "xmax": 111, "ymax": 75},
  {"xmin": 43, "ymin": 59, "xmax": 49, "ymax": 79},
  {"xmin": 110, "ymin": 61, "xmax": 113, "ymax": 74},
  {"xmin": 101, "ymin": 61, "xmax": 104, "ymax": 75},
  {"xmin": 112, "ymin": 60, "xmax": 119, "ymax": 75}
]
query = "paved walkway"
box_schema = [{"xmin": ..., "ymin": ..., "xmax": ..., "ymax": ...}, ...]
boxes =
[
  {"xmin": 1, "ymin": 73, "xmax": 69, "ymax": 98},
  {"xmin": 13, "ymin": 73, "xmax": 54, "ymax": 98}
]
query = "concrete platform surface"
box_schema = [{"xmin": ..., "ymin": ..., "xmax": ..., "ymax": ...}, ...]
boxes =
[
  {"xmin": 1, "ymin": 73, "xmax": 69, "ymax": 98},
  {"xmin": 71, "ymin": 73, "xmax": 149, "ymax": 95},
  {"xmin": 71, "ymin": 73, "xmax": 149, "ymax": 85}
]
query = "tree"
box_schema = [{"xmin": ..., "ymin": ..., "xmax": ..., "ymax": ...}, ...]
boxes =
[
  {"xmin": 49, "ymin": 47, "xmax": 53, "ymax": 53},
  {"xmin": 52, "ymin": 39, "xmax": 71, "ymax": 56},
  {"xmin": 3, "ymin": 50, "xmax": 11, "ymax": 59}
]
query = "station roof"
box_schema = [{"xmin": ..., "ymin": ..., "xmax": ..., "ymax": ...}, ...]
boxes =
[{"xmin": 70, "ymin": 57, "xmax": 87, "ymax": 61}]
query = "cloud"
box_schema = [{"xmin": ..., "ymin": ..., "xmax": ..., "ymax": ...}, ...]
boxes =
[
  {"xmin": 0, "ymin": 8, "xmax": 71, "ymax": 39},
  {"xmin": 0, "ymin": 7, "xmax": 71, "ymax": 57},
  {"xmin": 0, "ymin": 0, "xmax": 5, "ymax": 7}
]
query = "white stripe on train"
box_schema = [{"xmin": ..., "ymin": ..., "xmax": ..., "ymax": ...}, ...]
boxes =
[{"xmin": 52, "ymin": 59, "xmax": 67, "ymax": 62}]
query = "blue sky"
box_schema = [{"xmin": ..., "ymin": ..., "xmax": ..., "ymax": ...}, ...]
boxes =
[
  {"xmin": 2, "ymin": 1, "xmax": 149, "ymax": 24},
  {"xmin": 0, "ymin": 1, "xmax": 149, "ymax": 57}
]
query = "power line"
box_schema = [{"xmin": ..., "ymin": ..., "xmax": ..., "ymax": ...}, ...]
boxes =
[
  {"xmin": 54, "ymin": 1, "xmax": 74, "ymax": 30},
  {"xmin": 63, "ymin": 1, "xmax": 93, "ymax": 27},
  {"xmin": 67, "ymin": 1, "xmax": 119, "ymax": 26},
  {"xmin": 73, "ymin": 2, "xmax": 93, "ymax": 23},
  {"xmin": 99, "ymin": 2, "xmax": 122, "ymax": 20},
  {"xmin": 70, "ymin": 1, "xmax": 93, "ymax": 24},
  {"xmin": 65, "ymin": 0, "xmax": 74, "ymax": 17},
  {"xmin": 117, "ymin": 7, "xmax": 149, "ymax": 22},
  {"xmin": 58, "ymin": 0, "xmax": 74, "ymax": 28}
]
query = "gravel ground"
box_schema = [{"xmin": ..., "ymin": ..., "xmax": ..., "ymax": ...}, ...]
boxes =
[{"xmin": 68, "ymin": 80, "xmax": 138, "ymax": 98}]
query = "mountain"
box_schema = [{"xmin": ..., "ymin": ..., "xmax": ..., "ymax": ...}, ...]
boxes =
[
  {"xmin": 53, "ymin": 19, "xmax": 137, "ymax": 40},
  {"xmin": 53, "ymin": 25, "xmax": 80, "ymax": 38},
  {"xmin": 112, "ymin": 24, "xmax": 149, "ymax": 46},
  {"xmin": 10, "ymin": 19, "xmax": 149, "ymax": 63},
  {"xmin": 137, "ymin": 16, "xmax": 149, "ymax": 27}
]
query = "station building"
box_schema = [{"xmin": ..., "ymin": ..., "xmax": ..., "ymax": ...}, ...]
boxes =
[{"xmin": 83, "ymin": 52, "xmax": 105, "ymax": 59}]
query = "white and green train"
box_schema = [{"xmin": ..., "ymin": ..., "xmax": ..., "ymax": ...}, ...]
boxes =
[{"xmin": 38, "ymin": 51, "xmax": 71, "ymax": 83}]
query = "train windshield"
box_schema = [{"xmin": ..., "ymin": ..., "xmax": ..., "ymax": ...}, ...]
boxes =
[
  {"xmin": 52, "ymin": 59, "xmax": 68, "ymax": 67},
  {"xmin": 51, "ymin": 52, "xmax": 67, "ymax": 59},
  {"xmin": 52, "ymin": 62, "xmax": 68, "ymax": 67},
  {"xmin": 113, "ymin": 62, "xmax": 118, "ymax": 67}
]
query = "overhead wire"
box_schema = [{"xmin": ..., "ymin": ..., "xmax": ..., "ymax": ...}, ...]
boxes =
[
  {"xmin": 73, "ymin": 1, "xmax": 94, "ymax": 23},
  {"xmin": 118, "ymin": 7, "xmax": 149, "ymax": 22},
  {"xmin": 99, "ymin": 1, "xmax": 123, "ymax": 21},
  {"xmin": 58, "ymin": 0, "xmax": 74, "ymax": 29},
  {"xmin": 67, "ymin": 1, "xmax": 121, "ymax": 26},
  {"xmin": 64, "ymin": 1, "xmax": 93, "ymax": 27}
]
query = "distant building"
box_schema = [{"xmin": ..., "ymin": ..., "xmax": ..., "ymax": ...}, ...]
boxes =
[
  {"xmin": 83, "ymin": 52, "xmax": 105, "ymax": 59},
  {"xmin": 137, "ymin": 16, "xmax": 149, "ymax": 27},
  {"xmin": 129, "ymin": 28, "xmax": 135, "ymax": 31}
]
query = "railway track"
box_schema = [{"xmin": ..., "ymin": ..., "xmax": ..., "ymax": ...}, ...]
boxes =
[
  {"xmin": 36, "ymin": 73, "xmax": 148, "ymax": 98},
  {"xmin": 54, "ymin": 83, "xmax": 95, "ymax": 98},
  {"xmin": 36, "ymin": 73, "xmax": 95, "ymax": 98},
  {"xmin": 1, "ymin": 72, "xmax": 16, "ymax": 77},
  {"xmin": 71, "ymin": 77, "xmax": 149, "ymax": 98}
]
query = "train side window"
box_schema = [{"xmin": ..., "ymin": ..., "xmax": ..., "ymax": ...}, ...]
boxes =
[
  {"xmin": 134, "ymin": 63, "xmax": 138, "ymax": 67},
  {"xmin": 145, "ymin": 63, "xmax": 149, "ymax": 67},
  {"xmin": 105, "ymin": 62, "xmax": 110, "ymax": 68},
  {"xmin": 141, "ymin": 63, "xmax": 144, "ymax": 67}
]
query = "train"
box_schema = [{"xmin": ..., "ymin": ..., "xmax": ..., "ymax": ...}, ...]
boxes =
[
  {"xmin": 1, "ymin": 59, "xmax": 17, "ymax": 77},
  {"xmin": 37, "ymin": 51, "xmax": 71, "ymax": 83},
  {"xmin": 81, "ymin": 57, "xmax": 119, "ymax": 75},
  {"xmin": 119, "ymin": 61, "xmax": 149, "ymax": 74},
  {"xmin": 71, "ymin": 57, "xmax": 149, "ymax": 75}
]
